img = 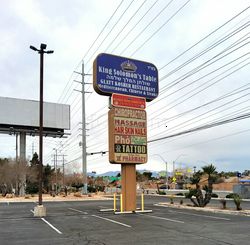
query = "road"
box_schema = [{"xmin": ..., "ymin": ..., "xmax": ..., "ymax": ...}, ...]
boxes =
[{"xmin": 0, "ymin": 195, "xmax": 249, "ymax": 245}]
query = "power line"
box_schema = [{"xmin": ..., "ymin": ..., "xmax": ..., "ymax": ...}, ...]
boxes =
[
  {"xmin": 159, "ymin": 30, "xmax": 250, "ymax": 95},
  {"xmin": 130, "ymin": 0, "xmax": 191, "ymax": 56},
  {"xmin": 148, "ymin": 112, "xmax": 250, "ymax": 143},
  {"xmin": 110, "ymin": 0, "xmax": 160, "ymax": 53},
  {"xmin": 151, "ymin": 58, "xmax": 250, "ymax": 118},
  {"xmin": 163, "ymin": 83, "xmax": 250, "ymax": 123},
  {"xmin": 119, "ymin": 0, "xmax": 175, "ymax": 55},
  {"xmin": 83, "ymin": 0, "xmax": 125, "ymax": 60},
  {"xmin": 158, "ymin": 128, "xmax": 250, "ymax": 155},
  {"xmin": 159, "ymin": 5, "xmax": 250, "ymax": 71},
  {"xmin": 103, "ymin": 0, "xmax": 147, "ymax": 53},
  {"xmin": 85, "ymin": 0, "xmax": 136, "ymax": 66}
]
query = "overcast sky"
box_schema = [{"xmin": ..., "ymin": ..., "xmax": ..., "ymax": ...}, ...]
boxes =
[{"xmin": 0, "ymin": 0, "xmax": 249, "ymax": 175}]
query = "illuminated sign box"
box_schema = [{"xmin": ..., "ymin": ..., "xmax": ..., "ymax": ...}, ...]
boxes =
[
  {"xmin": 111, "ymin": 93, "xmax": 146, "ymax": 110},
  {"xmin": 93, "ymin": 53, "xmax": 158, "ymax": 101},
  {"xmin": 109, "ymin": 107, "xmax": 147, "ymax": 164}
]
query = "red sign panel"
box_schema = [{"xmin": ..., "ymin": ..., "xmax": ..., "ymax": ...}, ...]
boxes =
[{"xmin": 111, "ymin": 94, "xmax": 146, "ymax": 109}]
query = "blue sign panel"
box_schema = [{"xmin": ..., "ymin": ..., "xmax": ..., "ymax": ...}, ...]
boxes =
[{"xmin": 93, "ymin": 53, "xmax": 158, "ymax": 101}]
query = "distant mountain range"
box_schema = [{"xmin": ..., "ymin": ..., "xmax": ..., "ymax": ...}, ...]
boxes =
[{"xmin": 95, "ymin": 170, "xmax": 172, "ymax": 177}]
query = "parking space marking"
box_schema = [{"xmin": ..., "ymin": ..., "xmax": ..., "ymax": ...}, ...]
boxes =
[
  {"xmin": 138, "ymin": 213, "xmax": 185, "ymax": 224},
  {"xmin": 68, "ymin": 208, "xmax": 88, "ymax": 214},
  {"xmin": 91, "ymin": 214, "xmax": 131, "ymax": 228},
  {"xmin": 168, "ymin": 210, "xmax": 231, "ymax": 221},
  {"xmin": 41, "ymin": 218, "xmax": 62, "ymax": 234},
  {"xmin": 98, "ymin": 206, "xmax": 108, "ymax": 209},
  {"xmin": 30, "ymin": 210, "xmax": 62, "ymax": 234}
]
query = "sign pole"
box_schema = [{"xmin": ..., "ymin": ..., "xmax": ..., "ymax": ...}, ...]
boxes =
[{"xmin": 121, "ymin": 164, "xmax": 136, "ymax": 212}]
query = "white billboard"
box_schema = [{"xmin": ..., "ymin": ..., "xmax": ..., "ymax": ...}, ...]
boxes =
[{"xmin": 0, "ymin": 97, "xmax": 70, "ymax": 130}]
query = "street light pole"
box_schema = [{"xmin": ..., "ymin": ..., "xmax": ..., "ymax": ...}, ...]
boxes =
[
  {"xmin": 38, "ymin": 45, "xmax": 44, "ymax": 206},
  {"xmin": 173, "ymin": 154, "xmax": 186, "ymax": 175},
  {"xmin": 30, "ymin": 43, "xmax": 53, "ymax": 215},
  {"xmin": 154, "ymin": 154, "xmax": 168, "ymax": 187}
]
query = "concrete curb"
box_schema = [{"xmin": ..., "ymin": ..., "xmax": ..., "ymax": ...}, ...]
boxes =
[
  {"xmin": 156, "ymin": 202, "xmax": 250, "ymax": 216},
  {"xmin": 146, "ymin": 194, "xmax": 250, "ymax": 202},
  {"xmin": 0, "ymin": 196, "xmax": 112, "ymax": 203}
]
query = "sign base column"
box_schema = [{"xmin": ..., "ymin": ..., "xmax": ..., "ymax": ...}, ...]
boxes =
[{"xmin": 121, "ymin": 164, "xmax": 136, "ymax": 212}]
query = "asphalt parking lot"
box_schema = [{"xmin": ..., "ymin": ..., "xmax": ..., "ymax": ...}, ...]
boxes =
[{"xmin": 0, "ymin": 196, "xmax": 249, "ymax": 245}]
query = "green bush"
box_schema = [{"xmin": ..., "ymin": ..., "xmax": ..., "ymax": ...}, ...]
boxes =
[
  {"xmin": 157, "ymin": 191, "xmax": 166, "ymax": 195},
  {"xmin": 87, "ymin": 185, "xmax": 97, "ymax": 193},
  {"xmin": 233, "ymin": 194, "xmax": 242, "ymax": 211},
  {"xmin": 25, "ymin": 184, "xmax": 39, "ymax": 194},
  {"xmin": 176, "ymin": 193, "xmax": 184, "ymax": 196},
  {"xmin": 226, "ymin": 193, "xmax": 236, "ymax": 198},
  {"xmin": 185, "ymin": 189, "xmax": 197, "ymax": 198},
  {"xmin": 220, "ymin": 199, "xmax": 226, "ymax": 209},
  {"xmin": 87, "ymin": 185, "xmax": 105, "ymax": 193},
  {"xmin": 170, "ymin": 196, "xmax": 174, "ymax": 204},
  {"xmin": 211, "ymin": 193, "xmax": 218, "ymax": 198}
]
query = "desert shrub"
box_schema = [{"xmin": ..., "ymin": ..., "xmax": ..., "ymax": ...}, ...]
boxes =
[
  {"xmin": 211, "ymin": 193, "xmax": 218, "ymax": 198},
  {"xmin": 226, "ymin": 193, "xmax": 235, "ymax": 198},
  {"xmin": 157, "ymin": 191, "xmax": 166, "ymax": 195},
  {"xmin": 233, "ymin": 194, "xmax": 242, "ymax": 211},
  {"xmin": 220, "ymin": 199, "xmax": 226, "ymax": 209},
  {"xmin": 176, "ymin": 193, "xmax": 184, "ymax": 196}
]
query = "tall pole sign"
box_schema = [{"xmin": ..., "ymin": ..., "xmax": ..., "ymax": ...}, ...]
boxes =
[{"xmin": 93, "ymin": 53, "xmax": 158, "ymax": 212}]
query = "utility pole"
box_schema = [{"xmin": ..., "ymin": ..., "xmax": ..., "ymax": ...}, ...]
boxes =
[
  {"xmin": 62, "ymin": 154, "xmax": 65, "ymax": 186},
  {"xmin": 53, "ymin": 148, "xmax": 58, "ymax": 194},
  {"xmin": 32, "ymin": 142, "xmax": 34, "ymax": 156},
  {"xmin": 53, "ymin": 153, "xmax": 56, "ymax": 193},
  {"xmin": 74, "ymin": 62, "xmax": 91, "ymax": 195},
  {"xmin": 55, "ymin": 149, "xmax": 58, "ymax": 194},
  {"xmin": 81, "ymin": 63, "xmax": 87, "ymax": 195}
]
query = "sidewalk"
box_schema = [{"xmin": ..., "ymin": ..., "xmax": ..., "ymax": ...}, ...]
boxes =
[
  {"xmin": 0, "ymin": 193, "xmax": 111, "ymax": 203},
  {"xmin": 156, "ymin": 202, "xmax": 250, "ymax": 216}
]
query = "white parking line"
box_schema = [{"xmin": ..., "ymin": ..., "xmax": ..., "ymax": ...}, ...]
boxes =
[
  {"xmin": 91, "ymin": 215, "xmax": 131, "ymax": 228},
  {"xmin": 30, "ymin": 210, "xmax": 62, "ymax": 234},
  {"xmin": 41, "ymin": 218, "xmax": 62, "ymax": 234},
  {"xmin": 168, "ymin": 210, "xmax": 231, "ymax": 221},
  {"xmin": 68, "ymin": 208, "xmax": 88, "ymax": 214},
  {"xmin": 98, "ymin": 206, "xmax": 108, "ymax": 209},
  {"xmin": 138, "ymin": 213, "xmax": 185, "ymax": 224}
]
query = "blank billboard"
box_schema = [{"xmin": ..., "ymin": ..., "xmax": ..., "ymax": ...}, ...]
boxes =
[{"xmin": 0, "ymin": 97, "xmax": 70, "ymax": 131}]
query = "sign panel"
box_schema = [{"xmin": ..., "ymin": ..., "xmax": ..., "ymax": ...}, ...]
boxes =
[
  {"xmin": 112, "ymin": 94, "xmax": 146, "ymax": 109},
  {"xmin": 0, "ymin": 97, "xmax": 70, "ymax": 130},
  {"xmin": 93, "ymin": 53, "xmax": 158, "ymax": 101},
  {"xmin": 109, "ymin": 107, "xmax": 147, "ymax": 164}
]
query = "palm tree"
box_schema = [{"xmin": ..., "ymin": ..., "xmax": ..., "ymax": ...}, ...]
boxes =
[
  {"xmin": 202, "ymin": 164, "xmax": 217, "ymax": 206},
  {"xmin": 202, "ymin": 164, "xmax": 217, "ymax": 192},
  {"xmin": 186, "ymin": 164, "xmax": 218, "ymax": 207},
  {"xmin": 190, "ymin": 171, "xmax": 202, "ymax": 188}
]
